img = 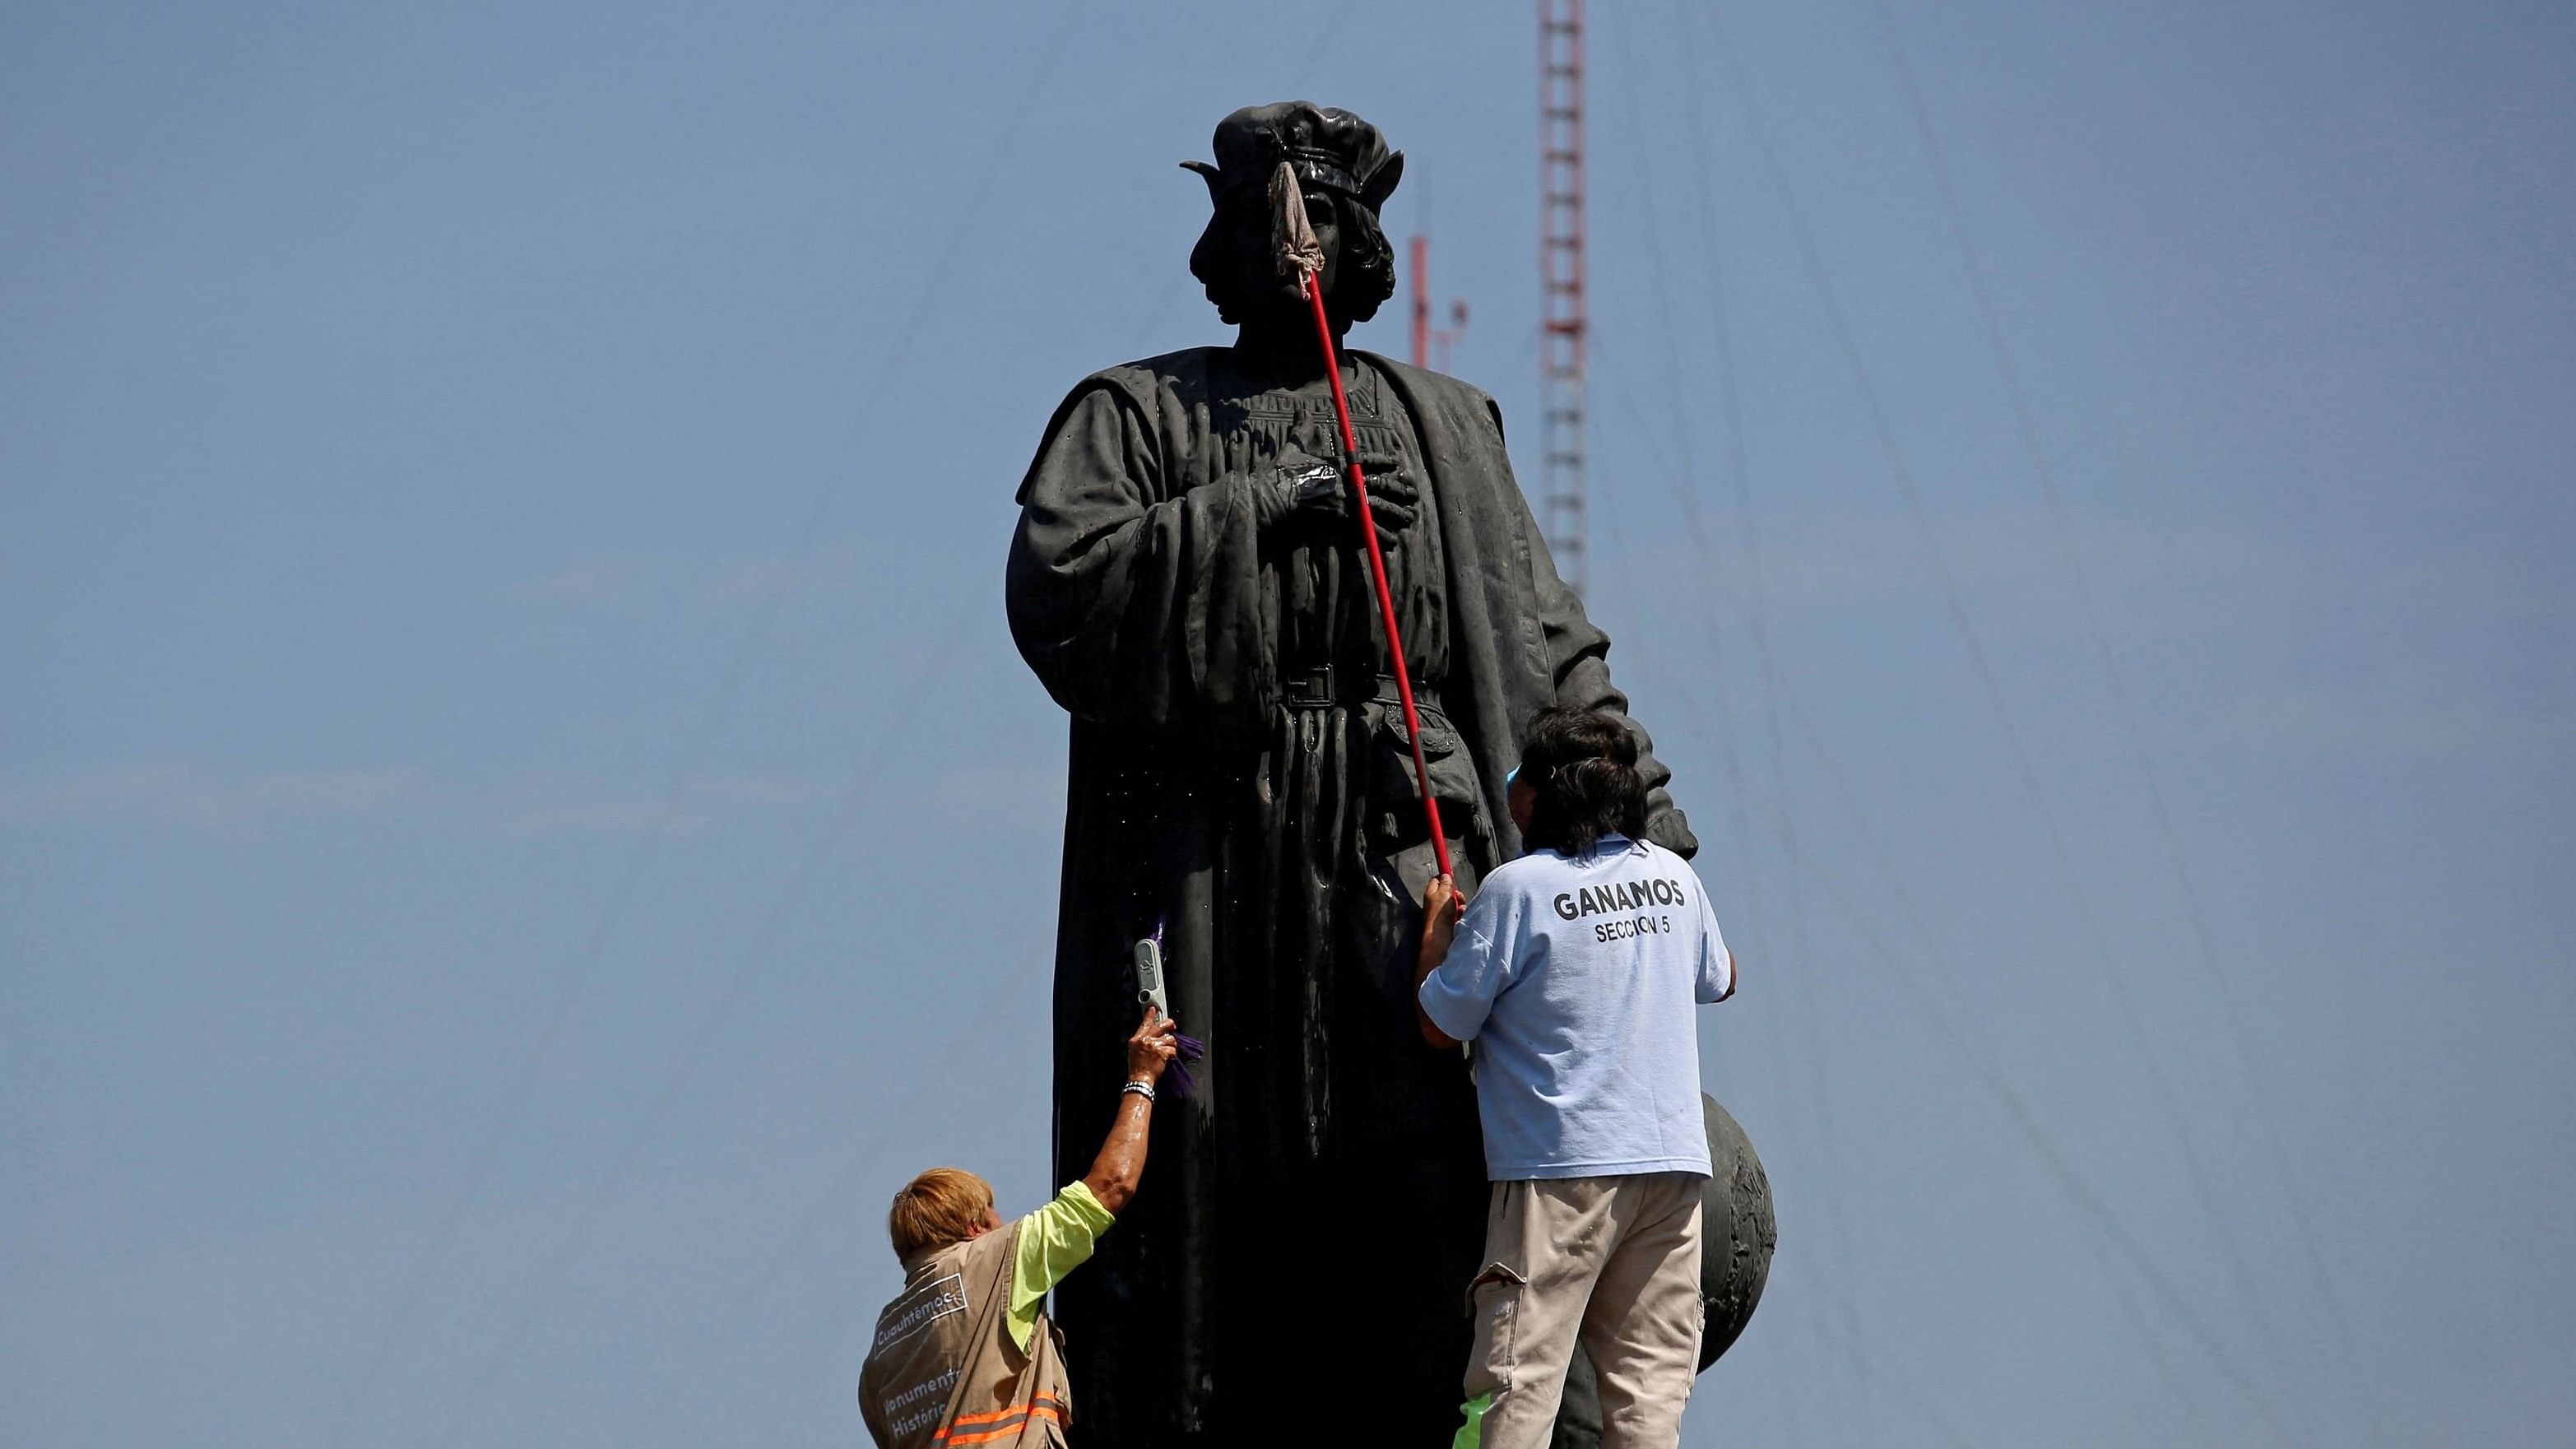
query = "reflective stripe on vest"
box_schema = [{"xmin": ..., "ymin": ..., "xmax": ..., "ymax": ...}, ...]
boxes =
[{"xmin": 934, "ymin": 1393, "xmax": 1066, "ymax": 1445}]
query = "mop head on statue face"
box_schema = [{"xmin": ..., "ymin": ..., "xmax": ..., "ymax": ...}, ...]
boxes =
[
  {"xmin": 1270, "ymin": 160, "xmax": 1325, "ymax": 285},
  {"xmin": 1181, "ymin": 100, "xmax": 1402, "ymax": 327}
]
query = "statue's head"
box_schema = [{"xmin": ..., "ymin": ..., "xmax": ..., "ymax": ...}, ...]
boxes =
[{"xmin": 1182, "ymin": 101, "xmax": 1404, "ymax": 331}]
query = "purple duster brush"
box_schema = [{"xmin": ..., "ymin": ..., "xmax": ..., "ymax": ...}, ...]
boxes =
[{"xmin": 1134, "ymin": 921, "xmax": 1207, "ymax": 1096}]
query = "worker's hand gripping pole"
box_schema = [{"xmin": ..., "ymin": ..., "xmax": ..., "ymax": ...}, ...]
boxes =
[{"xmin": 1274, "ymin": 164, "xmax": 1451, "ymax": 880}]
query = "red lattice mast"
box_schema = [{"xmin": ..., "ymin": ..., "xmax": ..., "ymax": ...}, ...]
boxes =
[
  {"xmin": 1539, "ymin": 0, "xmax": 1588, "ymax": 596},
  {"xmin": 1409, "ymin": 235, "xmax": 1470, "ymax": 373}
]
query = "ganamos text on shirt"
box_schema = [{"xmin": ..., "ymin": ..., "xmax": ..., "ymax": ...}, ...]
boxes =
[{"xmin": 1548, "ymin": 871, "xmax": 1694, "ymax": 943}]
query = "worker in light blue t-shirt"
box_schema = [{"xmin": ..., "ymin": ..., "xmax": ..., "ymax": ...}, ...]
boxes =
[{"xmin": 1413, "ymin": 707, "xmax": 1738, "ymax": 1449}]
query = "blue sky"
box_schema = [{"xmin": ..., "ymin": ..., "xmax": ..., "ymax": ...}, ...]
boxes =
[{"xmin": 4, "ymin": 2, "xmax": 2570, "ymax": 1446}]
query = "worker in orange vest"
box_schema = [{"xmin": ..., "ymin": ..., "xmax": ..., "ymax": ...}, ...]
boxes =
[{"xmin": 858, "ymin": 1008, "xmax": 1177, "ymax": 1448}]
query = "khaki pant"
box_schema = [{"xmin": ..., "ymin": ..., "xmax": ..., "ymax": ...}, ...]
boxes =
[{"xmin": 1458, "ymin": 1173, "xmax": 1706, "ymax": 1449}]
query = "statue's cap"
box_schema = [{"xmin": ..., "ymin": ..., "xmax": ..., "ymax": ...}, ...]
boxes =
[{"xmin": 1181, "ymin": 101, "xmax": 1404, "ymax": 213}]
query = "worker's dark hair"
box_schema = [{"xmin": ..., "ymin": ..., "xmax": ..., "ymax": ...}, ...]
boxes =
[
  {"xmin": 1190, "ymin": 187, "xmax": 1396, "ymax": 327},
  {"xmin": 1518, "ymin": 707, "xmax": 1648, "ymax": 857}
]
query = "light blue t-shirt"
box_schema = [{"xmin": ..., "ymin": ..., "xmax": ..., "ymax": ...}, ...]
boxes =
[{"xmin": 1418, "ymin": 835, "xmax": 1734, "ymax": 1181}]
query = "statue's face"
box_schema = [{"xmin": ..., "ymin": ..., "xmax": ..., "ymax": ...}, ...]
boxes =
[{"xmin": 1217, "ymin": 182, "xmax": 1343, "ymax": 318}]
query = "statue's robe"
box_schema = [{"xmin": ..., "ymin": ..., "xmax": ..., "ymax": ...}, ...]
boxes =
[{"xmin": 1006, "ymin": 345, "xmax": 1695, "ymax": 1447}]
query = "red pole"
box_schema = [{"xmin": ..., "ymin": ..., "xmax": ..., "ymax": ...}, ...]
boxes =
[{"xmin": 1302, "ymin": 272, "xmax": 1453, "ymax": 880}]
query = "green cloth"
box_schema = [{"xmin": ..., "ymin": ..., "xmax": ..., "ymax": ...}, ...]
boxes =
[
  {"xmin": 1450, "ymin": 1392, "xmax": 1495, "ymax": 1448},
  {"xmin": 1007, "ymin": 1180, "xmax": 1114, "ymax": 1352}
]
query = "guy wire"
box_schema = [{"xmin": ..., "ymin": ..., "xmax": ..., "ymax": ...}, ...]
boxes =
[
  {"xmin": 1692, "ymin": 0, "xmax": 2307, "ymax": 1421},
  {"xmin": 323, "ymin": 7, "xmax": 1096, "ymax": 1442}
]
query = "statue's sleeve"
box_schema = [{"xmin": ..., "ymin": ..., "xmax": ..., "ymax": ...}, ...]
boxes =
[
  {"xmin": 1492, "ymin": 400, "xmax": 1701, "ymax": 858},
  {"xmin": 1007, "ymin": 381, "xmax": 1270, "ymax": 734}
]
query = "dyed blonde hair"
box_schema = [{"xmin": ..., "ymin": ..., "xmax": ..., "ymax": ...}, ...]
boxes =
[{"xmin": 888, "ymin": 1168, "xmax": 995, "ymax": 1260}]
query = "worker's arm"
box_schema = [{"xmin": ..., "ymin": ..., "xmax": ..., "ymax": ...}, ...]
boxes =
[
  {"xmin": 1005, "ymin": 1007, "xmax": 1178, "ymax": 1350},
  {"xmin": 1692, "ymin": 879, "xmax": 1738, "ymax": 1004},
  {"xmin": 1084, "ymin": 1005, "xmax": 1175, "ymax": 1212},
  {"xmin": 1418, "ymin": 875, "xmax": 1517, "ymax": 1051},
  {"xmin": 1413, "ymin": 875, "xmax": 1468, "ymax": 1048}
]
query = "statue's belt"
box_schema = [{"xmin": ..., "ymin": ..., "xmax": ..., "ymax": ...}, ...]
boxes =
[{"xmin": 1280, "ymin": 663, "xmax": 1441, "ymax": 713}]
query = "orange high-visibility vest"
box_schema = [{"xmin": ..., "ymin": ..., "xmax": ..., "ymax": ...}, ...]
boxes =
[{"xmin": 859, "ymin": 1223, "xmax": 1073, "ymax": 1448}]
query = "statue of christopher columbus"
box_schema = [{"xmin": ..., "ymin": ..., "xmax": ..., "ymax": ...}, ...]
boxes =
[{"xmin": 1005, "ymin": 102, "xmax": 1701, "ymax": 1448}]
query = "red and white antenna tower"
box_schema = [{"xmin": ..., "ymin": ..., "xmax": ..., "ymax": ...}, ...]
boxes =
[
  {"xmin": 1408, "ymin": 235, "xmax": 1470, "ymax": 373},
  {"xmin": 1539, "ymin": 0, "xmax": 1589, "ymax": 596}
]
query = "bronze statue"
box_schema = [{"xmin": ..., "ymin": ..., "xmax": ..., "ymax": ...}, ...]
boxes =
[{"xmin": 1005, "ymin": 102, "xmax": 1731, "ymax": 1447}]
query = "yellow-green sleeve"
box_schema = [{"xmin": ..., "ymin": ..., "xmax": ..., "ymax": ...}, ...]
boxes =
[{"xmin": 1006, "ymin": 1181, "xmax": 1115, "ymax": 1351}]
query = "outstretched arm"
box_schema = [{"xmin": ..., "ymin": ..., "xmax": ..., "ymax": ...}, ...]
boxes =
[
  {"xmin": 1081, "ymin": 1007, "xmax": 1177, "ymax": 1214},
  {"xmin": 1005, "ymin": 1008, "xmax": 1179, "ymax": 1350}
]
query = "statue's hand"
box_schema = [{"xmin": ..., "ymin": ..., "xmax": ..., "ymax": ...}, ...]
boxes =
[
  {"xmin": 1251, "ymin": 450, "xmax": 1344, "ymax": 532},
  {"xmin": 1348, "ymin": 451, "xmax": 1420, "ymax": 546},
  {"xmin": 1251, "ymin": 447, "xmax": 1421, "ymax": 551}
]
